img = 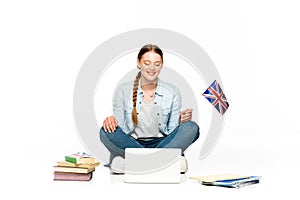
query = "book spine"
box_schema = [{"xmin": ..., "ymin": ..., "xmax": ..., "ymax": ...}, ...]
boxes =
[
  {"xmin": 54, "ymin": 172, "xmax": 92, "ymax": 181},
  {"xmin": 57, "ymin": 162, "xmax": 95, "ymax": 168}
]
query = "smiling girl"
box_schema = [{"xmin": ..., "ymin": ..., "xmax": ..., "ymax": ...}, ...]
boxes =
[{"xmin": 100, "ymin": 44, "xmax": 200, "ymax": 173}]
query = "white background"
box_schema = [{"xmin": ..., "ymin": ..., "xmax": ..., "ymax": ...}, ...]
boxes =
[{"xmin": 1, "ymin": 0, "xmax": 299, "ymax": 199}]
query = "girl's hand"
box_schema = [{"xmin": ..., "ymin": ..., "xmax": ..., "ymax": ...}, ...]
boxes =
[
  {"xmin": 103, "ymin": 116, "xmax": 118, "ymax": 133},
  {"xmin": 180, "ymin": 108, "xmax": 193, "ymax": 123}
]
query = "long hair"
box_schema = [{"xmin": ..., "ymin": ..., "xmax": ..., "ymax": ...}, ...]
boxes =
[{"xmin": 132, "ymin": 44, "xmax": 163, "ymax": 126}]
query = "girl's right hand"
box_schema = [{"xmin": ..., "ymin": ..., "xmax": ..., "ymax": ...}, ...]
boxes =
[{"xmin": 103, "ymin": 116, "xmax": 118, "ymax": 133}]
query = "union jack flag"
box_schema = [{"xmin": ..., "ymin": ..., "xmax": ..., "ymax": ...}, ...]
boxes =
[{"xmin": 202, "ymin": 80, "xmax": 229, "ymax": 115}]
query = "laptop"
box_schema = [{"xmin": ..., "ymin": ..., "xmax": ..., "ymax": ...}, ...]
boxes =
[{"xmin": 124, "ymin": 148, "xmax": 182, "ymax": 183}]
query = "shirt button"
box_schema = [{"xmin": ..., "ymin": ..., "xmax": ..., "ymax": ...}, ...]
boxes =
[
  {"xmin": 139, "ymin": 102, "xmax": 141, "ymax": 104},
  {"xmin": 157, "ymin": 113, "xmax": 159, "ymax": 116},
  {"xmin": 154, "ymin": 102, "xmax": 157, "ymax": 104},
  {"xmin": 158, "ymin": 123, "xmax": 161, "ymax": 126}
]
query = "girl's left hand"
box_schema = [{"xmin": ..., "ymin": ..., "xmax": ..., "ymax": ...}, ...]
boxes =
[{"xmin": 180, "ymin": 108, "xmax": 193, "ymax": 123}]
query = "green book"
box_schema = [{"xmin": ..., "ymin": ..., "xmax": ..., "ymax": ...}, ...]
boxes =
[{"xmin": 65, "ymin": 152, "xmax": 95, "ymax": 164}]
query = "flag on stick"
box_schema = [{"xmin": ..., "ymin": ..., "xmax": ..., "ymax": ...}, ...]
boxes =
[{"xmin": 202, "ymin": 80, "xmax": 229, "ymax": 115}]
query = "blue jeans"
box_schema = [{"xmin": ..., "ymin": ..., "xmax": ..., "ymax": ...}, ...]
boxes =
[{"xmin": 100, "ymin": 121, "xmax": 200, "ymax": 163}]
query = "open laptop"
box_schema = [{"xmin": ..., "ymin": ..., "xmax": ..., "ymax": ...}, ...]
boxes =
[{"xmin": 124, "ymin": 148, "xmax": 182, "ymax": 183}]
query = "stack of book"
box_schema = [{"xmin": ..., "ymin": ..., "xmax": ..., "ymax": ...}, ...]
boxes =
[
  {"xmin": 190, "ymin": 173, "xmax": 261, "ymax": 188},
  {"xmin": 53, "ymin": 152, "xmax": 100, "ymax": 181}
]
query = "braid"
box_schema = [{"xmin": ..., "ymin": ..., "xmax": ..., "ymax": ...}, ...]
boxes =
[{"xmin": 132, "ymin": 71, "xmax": 141, "ymax": 125}]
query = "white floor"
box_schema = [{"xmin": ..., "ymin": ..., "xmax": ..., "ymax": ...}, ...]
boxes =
[
  {"xmin": 45, "ymin": 143, "xmax": 298, "ymax": 200},
  {"xmin": 2, "ymin": 114, "xmax": 298, "ymax": 200},
  {"xmin": 13, "ymin": 129, "xmax": 296, "ymax": 200}
]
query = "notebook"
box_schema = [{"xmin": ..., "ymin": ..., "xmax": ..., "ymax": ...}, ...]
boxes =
[{"xmin": 124, "ymin": 148, "xmax": 182, "ymax": 183}]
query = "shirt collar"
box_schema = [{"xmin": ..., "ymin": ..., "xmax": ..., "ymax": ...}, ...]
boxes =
[{"xmin": 137, "ymin": 78, "xmax": 163, "ymax": 97}]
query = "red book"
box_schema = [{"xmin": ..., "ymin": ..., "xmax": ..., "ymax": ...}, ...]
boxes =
[{"xmin": 53, "ymin": 172, "xmax": 93, "ymax": 181}]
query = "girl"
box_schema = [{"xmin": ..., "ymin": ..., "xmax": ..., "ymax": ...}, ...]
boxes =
[{"xmin": 100, "ymin": 44, "xmax": 200, "ymax": 173}]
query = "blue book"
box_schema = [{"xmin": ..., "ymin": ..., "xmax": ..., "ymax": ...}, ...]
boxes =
[{"xmin": 202, "ymin": 176, "xmax": 261, "ymax": 188}]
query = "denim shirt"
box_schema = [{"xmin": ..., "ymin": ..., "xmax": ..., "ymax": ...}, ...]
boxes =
[{"xmin": 113, "ymin": 78, "xmax": 182, "ymax": 135}]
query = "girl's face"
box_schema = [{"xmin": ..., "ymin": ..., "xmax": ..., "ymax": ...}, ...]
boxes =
[{"xmin": 137, "ymin": 51, "xmax": 163, "ymax": 83}]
